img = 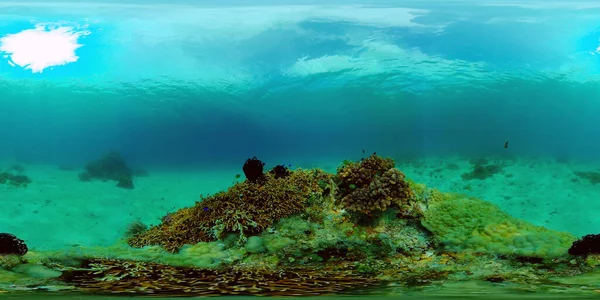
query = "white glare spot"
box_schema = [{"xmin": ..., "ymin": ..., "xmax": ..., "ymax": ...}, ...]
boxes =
[{"xmin": 0, "ymin": 24, "xmax": 90, "ymax": 73}]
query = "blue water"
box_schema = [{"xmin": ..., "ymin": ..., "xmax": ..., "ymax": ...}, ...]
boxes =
[{"xmin": 1, "ymin": 0, "xmax": 599, "ymax": 169}]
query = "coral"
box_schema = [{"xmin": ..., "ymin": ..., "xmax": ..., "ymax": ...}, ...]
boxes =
[
  {"xmin": 422, "ymin": 197, "xmax": 576, "ymax": 258},
  {"xmin": 79, "ymin": 151, "xmax": 135, "ymax": 189},
  {"xmin": 0, "ymin": 172, "xmax": 31, "ymax": 188},
  {"xmin": 573, "ymin": 171, "xmax": 600, "ymax": 185},
  {"xmin": 0, "ymin": 254, "xmax": 23, "ymax": 269},
  {"xmin": 242, "ymin": 157, "xmax": 265, "ymax": 183},
  {"xmin": 335, "ymin": 154, "xmax": 417, "ymax": 216},
  {"xmin": 569, "ymin": 234, "xmax": 600, "ymax": 256},
  {"xmin": 0, "ymin": 233, "xmax": 28, "ymax": 256},
  {"xmin": 59, "ymin": 258, "xmax": 380, "ymax": 296},
  {"xmin": 124, "ymin": 221, "xmax": 148, "ymax": 239},
  {"xmin": 244, "ymin": 236, "xmax": 266, "ymax": 254},
  {"xmin": 461, "ymin": 163, "xmax": 502, "ymax": 180},
  {"xmin": 128, "ymin": 167, "xmax": 328, "ymax": 252},
  {"xmin": 269, "ymin": 164, "xmax": 290, "ymax": 179}
]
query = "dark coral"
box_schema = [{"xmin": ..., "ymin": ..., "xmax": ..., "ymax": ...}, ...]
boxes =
[
  {"xmin": 0, "ymin": 233, "xmax": 28, "ymax": 256},
  {"xmin": 128, "ymin": 169, "xmax": 329, "ymax": 252},
  {"xmin": 568, "ymin": 234, "xmax": 600, "ymax": 256},
  {"xmin": 270, "ymin": 164, "xmax": 290, "ymax": 179},
  {"xmin": 79, "ymin": 152, "xmax": 135, "ymax": 189},
  {"xmin": 243, "ymin": 157, "xmax": 266, "ymax": 183},
  {"xmin": 335, "ymin": 154, "xmax": 417, "ymax": 216}
]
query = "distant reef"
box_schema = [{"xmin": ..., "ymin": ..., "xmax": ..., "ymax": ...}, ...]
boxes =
[
  {"xmin": 2, "ymin": 154, "xmax": 600, "ymax": 297},
  {"xmin": 78, "ymin": 151, "xmax": 143, "ymax": 189},
  {"xmin": 0, "ymin": 164, "xmax": 31, "ymax": 188}
]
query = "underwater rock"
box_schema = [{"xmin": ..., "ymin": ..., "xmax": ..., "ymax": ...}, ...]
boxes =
[
  {"xmin": 569, "ymin": 234, "xmax": 600, "ymax": 256},
  {"xmin": 79, "ymin": 152, "xmax": 135, "ymax": 189},
  {"xmin": 242, "ymin": 157, "xmax": 266, "ymax": 183},
  {"xmin": 0, "ymin": 233, "xmax": 28, "ymax": 256}
]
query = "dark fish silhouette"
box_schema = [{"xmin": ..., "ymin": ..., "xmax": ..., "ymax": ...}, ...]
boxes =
[
  {"xmin": 504, "ymin": 140, "xmax": 509, "ymax": 149},
  {"xmin": 235, "ymin": 174, "xmax": 241, "ymax": 179}
]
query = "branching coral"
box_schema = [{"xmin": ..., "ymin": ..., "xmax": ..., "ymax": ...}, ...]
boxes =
[
  {"xmin": 334, "ymin": 154, "xmax": 418, "ymax": 217},
  {"xmin": 128, "ymin": 162, "xmax": 329, "ymax": 252}
]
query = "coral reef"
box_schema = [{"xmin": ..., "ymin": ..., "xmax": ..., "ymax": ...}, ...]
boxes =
[
  {"xmin": 0, "ymin": 233, "xmax": 28, "ymax": 256},
  {"xmin": 3, "ymin": 154, "xmax": 600, "ymax": 297},
  {"xmin": 78, "ymin": 151, "xmax": 135, "ymax": 189},
  {"xmin": 128, "ymin": 158, "xmax": 329, "ymax": 252}
]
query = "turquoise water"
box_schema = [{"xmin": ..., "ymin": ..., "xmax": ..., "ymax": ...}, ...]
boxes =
[{"xmin": 2, "ymin": 0, "xmax": 600, "ymax": 298}]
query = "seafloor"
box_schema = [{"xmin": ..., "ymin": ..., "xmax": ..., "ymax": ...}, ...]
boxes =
[{"xmin": 1, "ymin": 153, "xmax": 600, "ymax": 298}]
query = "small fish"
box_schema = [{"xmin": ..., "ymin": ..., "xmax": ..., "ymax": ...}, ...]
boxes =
[
  {"xmin": 504, "ymin": 140, "xmax": 509, "ymax": 149},
  {"xmin": 235, "ymin": 174, "xmax": 241, "ymax": 179},
  {"xmin": 362, "ymin": 149, "xmax": 365, "ymax": 154},
  {"xmin": 203, "ymin": 207, "xmax": 209, "ymax": 211},
  {"xmin": 288, "ymin": 164, "xmax": 292, "ymax": 167}
]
